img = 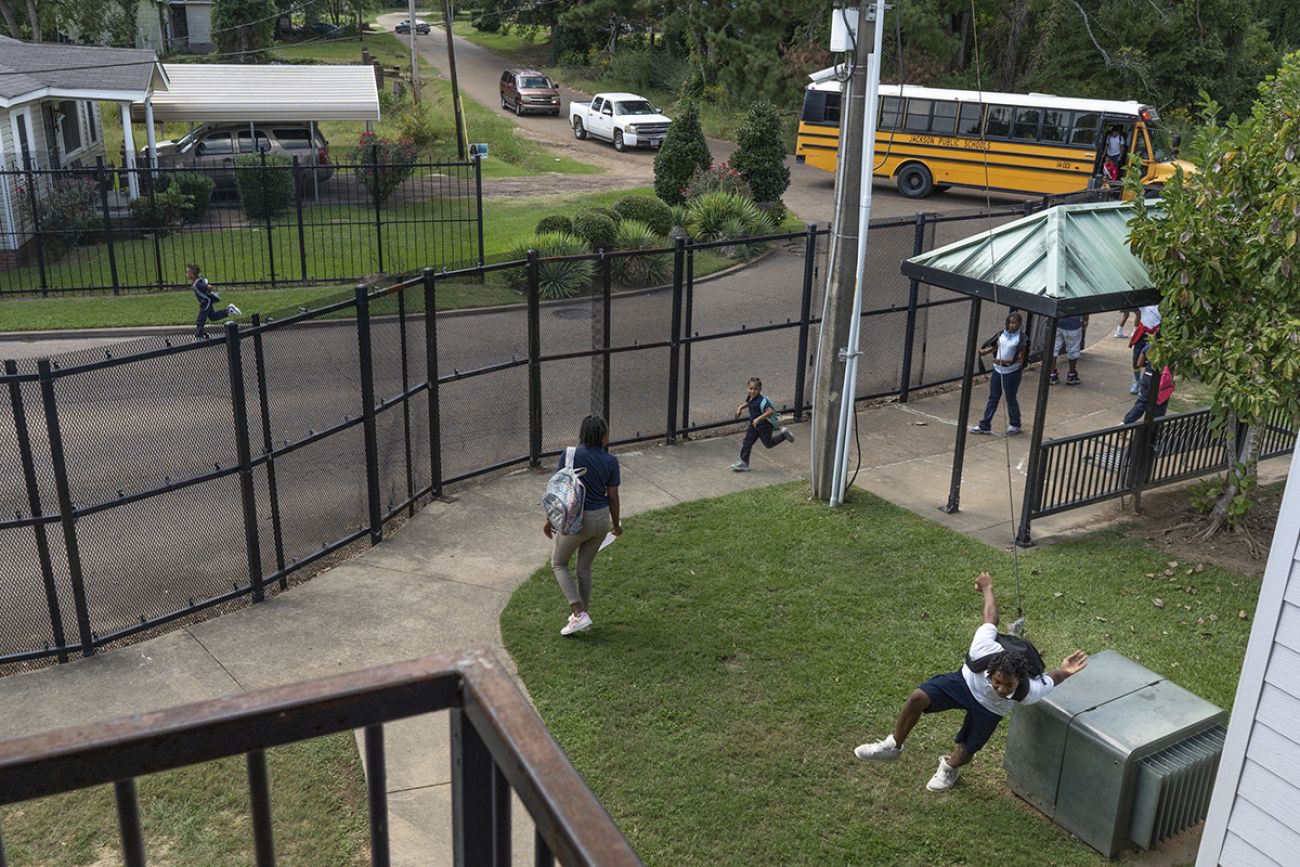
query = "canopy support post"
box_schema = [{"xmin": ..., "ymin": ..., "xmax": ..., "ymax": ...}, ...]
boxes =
[{"xmin": 941, "ymin": 296, "xmax": 982, "ymax": 514}]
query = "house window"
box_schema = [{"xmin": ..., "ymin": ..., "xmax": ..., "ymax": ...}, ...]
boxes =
[
  {"xmin": 59, "ymin": 100, "xmax": 82, "ymax": 152},
  {"xmin": 14, "ymin": 110, "xmax": 34, "ymax": 168},
  {"xmin": 83, "ymin": 102, "xmax": 97, "ymax": 143}
]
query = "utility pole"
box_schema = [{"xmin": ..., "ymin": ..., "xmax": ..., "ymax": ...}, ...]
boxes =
[
  {"xmin": 442, "ymin": 0, "xmax": 468, "ymax": 159},
  {"xmin": 405, "ymin": 0, "xmax": 421, "ymax": 103},
  {"xmin": 811, "ymin": 3, "xmax": 875, "ymax": 502},
  {"xmin": 408, "ymin": 0, "xmax": 421, "ymax": 104}
]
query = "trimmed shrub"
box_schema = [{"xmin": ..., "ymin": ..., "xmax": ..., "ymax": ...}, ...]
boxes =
[
  {"xmin": 233, "ymin": 153, "xmax": 294, "ymax": 219},
  {"xmin": 28, "ymin": 175, "xmax": 101, "ymax": 255},
  {"xmin": 590, "ymin": 206, "xmax": 621, "ymax": 223},
  {"xmin": 508, "ymin": 231, "xmax": 594, "ymax": 300},
  {"xmin": 130, "ymin": 185, "xmax": 191, "ymax": 234},
  {"xmin": 168, "ymin": 171, "xmax": 215, "ymax": 222},
  {"xmin": 731, "ymin": 100, "xmax": 791, "ymax": 205},
  {"xmin": 348, "ymin": 131, "xmax": 419, "ymax": 207},
  {"xmin": 613, "ymin": 195, "xmax": 673, "ymax": 237},
  {"xmin": 571, "ymin": 211, "xmax": 618, "ymax": 252},
  {"xmin": 536, "ymin": 214, "xmax": 575, "ymax": 235},
  {"xmin": 611, "ymin": 219, "xmax": 671, "ymax": 287},
  {"xmin": 653, "ymin": 100, "xmax": 711, "ymax": 205},
  {"xmin": 683, "ymin": 160, "xmax": 753, "ymax": 202}
]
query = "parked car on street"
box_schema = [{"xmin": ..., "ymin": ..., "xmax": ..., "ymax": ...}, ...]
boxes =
[
  {"xmin": 569, "ymin": 92, "xmax": 672, "ymax": 151},
  {"xmin": 307, "ymin": 21, "xmax": 344, "ymax": 38},
  {"xmin": 395, "ymin": 19, "xmax": 431, "ymax": 34},
  {"xmin": 499, "ymin": 69, "xmax": 561, "ymax": 116},
  {"xmin": 131, "ymin": 122, "xmax": 333, "ymax": 192}
]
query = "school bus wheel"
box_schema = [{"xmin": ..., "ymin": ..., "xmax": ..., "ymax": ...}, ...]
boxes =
[{"xmin": 896, "ymin": 163, "xmax": 933, "ymax": 199}]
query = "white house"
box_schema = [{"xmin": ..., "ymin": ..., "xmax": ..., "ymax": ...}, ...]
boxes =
[
  {"xmin": 164, "ymin": 0, "xmax": 214, "ymax": 54},
  {"xmin": 1196, "ymin": 445, "xmax": 1300, "ymax": 866}
]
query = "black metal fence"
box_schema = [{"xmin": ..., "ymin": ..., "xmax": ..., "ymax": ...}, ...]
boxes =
[
  {"xmin": 0, "ymin": 151, "xmax": 484, "ymax": 297},
  {"xmin": 0, "ymin": 651, "xmax": 643, "ymax": 866},
  {"xmin": 1020, "ymin": 405, "xmax": 1297, "ymax": 543},
  {"xmin": 0, "ymin": 207, "xmax": 1059, "ymax": 666}
]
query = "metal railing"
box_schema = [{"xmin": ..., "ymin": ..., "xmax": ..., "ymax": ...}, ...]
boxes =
[
  {"xmin": 0, "ymin": 650, "xmax": 643, "ymax": 867},
  {"xmin": 1, "ymin": 209, "xmax": 1043, "ymax": 666},
  {"xmin": 0, "ymin": 149, "xmax": 484, "ymax": 297},
  {"xmin": 1021, "ymin": 405, "xmax": 1297, "ymax": 542}
]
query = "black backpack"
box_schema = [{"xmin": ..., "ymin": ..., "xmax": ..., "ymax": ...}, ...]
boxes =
[{"xmin": 965, "ymin": 633, "xmax": 1046, "ymax": 702}]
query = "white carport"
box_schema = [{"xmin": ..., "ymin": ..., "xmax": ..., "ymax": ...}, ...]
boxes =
[{"xmin": 132, "ymin": 64, "xmax": 381, "ymax": 180}]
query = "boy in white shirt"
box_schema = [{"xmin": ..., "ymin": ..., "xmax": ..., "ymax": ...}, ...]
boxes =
[{"xmin": 853, "ymin": 572, "xmax": 1089, "ymax": 791}]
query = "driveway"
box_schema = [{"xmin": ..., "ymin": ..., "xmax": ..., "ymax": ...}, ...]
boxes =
[{"xmin": 378, "ymin": 14, "xmax": 1028, "ymax": 225}]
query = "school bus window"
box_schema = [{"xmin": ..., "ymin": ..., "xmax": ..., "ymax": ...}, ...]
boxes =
[
  {"xmin": 957, "ymin": 103, "xmax": 983, "ymax": 136},
  {"xmin": 802, "ymin": 91, "xmax": 840, "ymax": 125},
  {"xmin": 1011, "ymin": 107, "xmax": 1042, "ymax": 142},
  {"xmin": 879, "ymin": 96, "xmax": 903, "ymax": 130},
  {"xmin": 930, "ymin": 100, "xmax": 958, "ymax": 135},
  {"xmin": 904, "ymin": 99, "xmax": 932, "ymax": 132},
  {"xmin": 984, "ymin": 105, "xmax": 1013, "ymax": 138},
  {"xmin": 1070, "ymin": 112, "xmax": 1100, "ymax": 146},
  {"xmin": 1041, "ymin": 109, "xmax": 1071, "ymax": 144},
  {"xmin": 823, "ymin": 92, "xmax": 841, "ymax": 124}
]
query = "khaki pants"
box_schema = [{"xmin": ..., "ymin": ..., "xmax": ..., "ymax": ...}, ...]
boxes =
[{"xmin": 551, "ymin": 507, "xmax": 611, "ymax": 611}]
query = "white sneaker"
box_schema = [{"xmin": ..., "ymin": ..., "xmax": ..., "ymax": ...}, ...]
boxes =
[
  {"xmin": 1115, "ymin": 326, "xmax": 1126, "ymax": 338},
  {"xmin": 854, "ymin": 734, "xmax": 902, "ymax": 761},
  {"xmin": 560, "ymin": 611, "xmax": 592, "ymax": 636},
  {"xmin": 730, "ymin": 461, "xmax": 750, "ymax": 472},
  {"xmin": 783, "ymin": 428, "xmax": 795, "ymax": 444},
  {"xmin": 926, "ymin": 756, "xmax": 960, "ymax": 791},
  {"xmin": 226, "ymin": 304, "xmax": 241, "ymax": 316}
]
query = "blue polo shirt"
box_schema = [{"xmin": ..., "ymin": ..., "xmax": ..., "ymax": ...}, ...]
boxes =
[
  {"xmin": 558, "ymin": 446, "xmax": 620, "ymax": 510},
  {"xmin": 1058, "ymin": 315, "xmax": 1083, "ymax": 331}
]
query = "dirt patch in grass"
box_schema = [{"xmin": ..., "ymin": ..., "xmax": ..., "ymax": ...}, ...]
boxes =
[{"xmin": 1118, "ymin": 481, "xmax": 1286, "ymax": 580}]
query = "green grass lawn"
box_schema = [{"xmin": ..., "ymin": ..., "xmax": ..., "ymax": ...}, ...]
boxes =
[
  {"xmin": 0, "ymin": 188, "xmax": 746, "ymax": 330},
  {"xmin": 501, "ymin": 484, "xmax": 1258, "ymax": 866},
  {"xmin": 0, "ymin": 732, "xmax": 368, "ymax": 866}
]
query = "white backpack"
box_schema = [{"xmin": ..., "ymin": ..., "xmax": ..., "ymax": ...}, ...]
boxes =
[{"xmin": 542, "ymin": 446, "xmax": 587, "ymax": 535}]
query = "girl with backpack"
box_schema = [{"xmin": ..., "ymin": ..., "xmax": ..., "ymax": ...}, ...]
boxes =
[
  {"xmin": 542, "ymin": 415, "xmax": 622, "ymax": 636},
  {"xmin": 970, "ymin": 312, "xmax": 1028, "ymax": 436}
]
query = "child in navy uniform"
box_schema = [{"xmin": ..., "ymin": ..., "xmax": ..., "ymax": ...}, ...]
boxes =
[
  {"xmin": 730, "ymin": 376, "xmax": 793, "ymax": 472},
  {"xmin": 189, "ymin": 263, "xmax": 240, "ymax": 340},
  {"xmin": 853, "ymin": 571, "xmax": 1088, "ymax": 791}
]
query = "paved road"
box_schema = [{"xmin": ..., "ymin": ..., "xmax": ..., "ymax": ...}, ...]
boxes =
[{"xmin": 379, "ymin": 14, "xmax": 1027, "ymax": 226}]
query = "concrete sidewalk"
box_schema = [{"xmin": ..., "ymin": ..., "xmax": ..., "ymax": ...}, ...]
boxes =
[{"xmin": 0, "ymin": 313, "xmax": 1284, "ymax": 863}]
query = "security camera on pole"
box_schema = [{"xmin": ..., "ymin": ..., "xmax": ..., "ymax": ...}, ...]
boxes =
[{"xmin": 810, "ymin": 1, "xmax": 887, "ymax": 505}]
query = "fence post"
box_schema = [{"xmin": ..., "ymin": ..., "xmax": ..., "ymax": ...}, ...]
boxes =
[
  {"xmin": 7, "ymin": 359, "xmax": 68, "ymax": 661},
  {"xmin": 1128, "ymin": 363, "xmax": 1164, "ymax": 505},
  {"xmin": 293, "ymin": 155, "xmax": 308, "ymax": 282},
  {"xmin": 37, "ymin": 359, "xmax": 94, "ymax": 657},
  {"xmin": 526, "ymin": 251, "xmax": 542, "ymax": 467},
  {"xmin": 224, "ymin": 322, "xmax": 266, "ymax": 602},
  {"xmin": 249, "ymin": 314, "xmax": 286, "ymax": 585},
  {"xmin": 356, "ymin": 284, "xmax": 383, "ymax": 544},
  {"xmin": 794, "ymin": 224, "xmax": 817, "ymax": 420},
  {"xmin": 941, "ymin": 298, "xmax": 983, "ymax": 514},
  {"xmin": 398, "ymin": 289, "xmax": 415, "ymax": 516},
  {"xmin": 473, "ymin": 155, "xmax": 486, "ymax": 267},
  {"xmin": 423, "ymin": 268, "xmax": 442, "ymax": 496},
  {"xmin": 680, "ymin": 243, "xmax": 695, "ymax": 434},
  {"xmin": 450, "ymin": 707, "xmax": 496, "ymax": 867},
  {"xmin": 665, "ymin": 236, "xmax": 685, "ymax": 445},
  {"xmin": 428, "ymin": 266, "xmax": 449, "ymax": 493},
  {"xmin": 602, "ymin": 253, "xmax": 612, "ymax": 422},
  {"xmin": 899, "ymin": 212, "xmax": 926, "ymax": 402},
  {"xmin": 96, "ymin": 157, "xmax": 120, "ymax": 296},
  {"xmin": 1015, "ymin": 317, "xmax": 1059, "ymax": 547},
  {"xmin": 147, "ymin": 169, "xmax": 164, "ymax": 292},
  {"xmin": 22, "ymin": 155, "xmax": 48, "ymax": 296},
  {"xmin": 371, "ymin": 143, "xmax": 385, "ymax": 274},
  {"xmin": 260, "ymin": 150, "xmax": 277, "ymax": 284}
]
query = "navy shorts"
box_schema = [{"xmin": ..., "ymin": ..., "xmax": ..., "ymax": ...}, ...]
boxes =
[{"xmin": 918, "ymin": 671, "xmax": 1004, "ymax": 753}]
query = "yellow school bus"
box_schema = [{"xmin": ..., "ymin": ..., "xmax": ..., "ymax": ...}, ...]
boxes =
[{"xmin": 795, "ymin": 72, "xmax": 1190, "ymax": 198}]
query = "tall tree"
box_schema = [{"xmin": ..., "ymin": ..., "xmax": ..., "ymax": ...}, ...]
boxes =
[
  {"xmin": 653, "ymin": 101, "xmax": 710, "ymax": 205},
  {"xmin": 1127, "ymin": 54, "xmax": 1300, "ymax": 539},
  {"xmin": 212, "ymin": 0, "xmax": 277, "ymax": 57}
]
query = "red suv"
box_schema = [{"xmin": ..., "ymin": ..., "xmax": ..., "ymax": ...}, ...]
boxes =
[{"xmin": 499, "ymin": 69, "xmax": 561, "ymax": 117}]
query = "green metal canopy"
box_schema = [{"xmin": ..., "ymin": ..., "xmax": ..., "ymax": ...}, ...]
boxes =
[{"xmin": 901, "ymin": 200, "xmax": 1162, "ymax": 318}]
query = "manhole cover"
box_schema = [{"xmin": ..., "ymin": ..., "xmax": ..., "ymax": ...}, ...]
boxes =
[{"xmin": 552, "ymin": 307, "xmax": 592, "ymax": 320}]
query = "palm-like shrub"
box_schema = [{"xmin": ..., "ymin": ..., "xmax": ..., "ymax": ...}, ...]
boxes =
[
  {"xmin": 717, "ymin": 215, "xmax": 769, "ymax": 260},
  {"xmin": 685, "ymin": 191, "xmax": 771, "ymax": 244},
  {"xmin": 572, "ymin": 211, "xmax": 618, "ymax": 252},
  {"xmin": 610, "ymin": 219, "xmax": 671, "ymax": 287},
  {"xmin": 508, "ymin": 231, "xmax": 594, "ymax": 299}
]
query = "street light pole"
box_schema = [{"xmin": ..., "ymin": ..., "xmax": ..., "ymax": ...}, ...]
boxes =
[{"xmin": 408, "ymin": 0, "xmax": 421, "ymax": 104}]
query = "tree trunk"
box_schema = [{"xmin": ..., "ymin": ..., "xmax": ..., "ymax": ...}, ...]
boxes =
[
  {"xmin": 24, "ymin": 0, "xmax": 39, "ymax": 40},
  {"xmin": 1202, "ymin": 417, "xmax": 1259, "ymax": 538}
]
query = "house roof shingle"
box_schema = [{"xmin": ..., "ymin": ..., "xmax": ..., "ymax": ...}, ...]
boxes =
[{"xmin": 0, "ymin": 40, "xmax": 164, "ymax": 102}]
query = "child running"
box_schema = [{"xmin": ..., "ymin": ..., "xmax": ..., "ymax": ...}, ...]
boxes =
[
  {"xmin": 853, "ymin": 571, "xmax": 1088, "ymax": 791},
  {"xmin": 730, "ymin": 376, "xmax": 793, "ymax": 472},
  {"xmin": 189, "ymin": 263, "xmax": 240, "ymax": 340}
]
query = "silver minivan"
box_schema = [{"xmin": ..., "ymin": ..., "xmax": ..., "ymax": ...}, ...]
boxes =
[{"xmin": 135, "ymin": 122, "xmax": 333, "ymax": 190}]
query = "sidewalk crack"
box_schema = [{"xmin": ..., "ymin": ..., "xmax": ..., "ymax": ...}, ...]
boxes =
[{"xmin": 185, "ymin": 628, "xmax": 248, "ymax": 692}]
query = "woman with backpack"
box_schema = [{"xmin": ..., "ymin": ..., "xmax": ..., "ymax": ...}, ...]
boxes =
[{"xmin": 542, "ymin": 415, "xmax": 622, "ymax": 636}]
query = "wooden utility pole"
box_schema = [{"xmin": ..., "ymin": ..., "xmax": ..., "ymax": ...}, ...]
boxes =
[
  {"xmin": 408, "ymin": 0, "xmax": 421, "ymax": 104},
  {"xmin": 442, "ymin": 0, "xmax": 468, "ymax": 159},
  {"xmin": 811, "ymin": 3, "xmax": 873, "ymax": 501}
]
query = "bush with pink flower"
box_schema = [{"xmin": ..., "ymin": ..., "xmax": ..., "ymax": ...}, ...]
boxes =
[
  {"xmin": 683, "ymin": 161, "xmax": 754, "ymax": 203},
  {"xmin": 349, "ymin": 131, "xmax": 421, "ymax": 207}
]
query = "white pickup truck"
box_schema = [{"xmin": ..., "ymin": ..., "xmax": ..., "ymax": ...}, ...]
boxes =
[{"xmin": 569, "ymin": 92, "xmax": 672, "ymax": 152}]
